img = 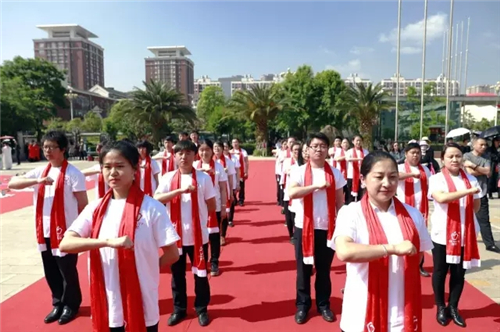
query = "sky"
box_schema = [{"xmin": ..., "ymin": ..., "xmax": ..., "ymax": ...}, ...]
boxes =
[{"xmin": 1, "ymin": 1, "xmax": 499, "ymax": 92}]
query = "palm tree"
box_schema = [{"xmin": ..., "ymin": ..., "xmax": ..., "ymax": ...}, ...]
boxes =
[
  {"xmin": 127, "ymin": 80, "xmax": 197, "ymax": 143},
  {"xmin": 228, "ymin": 84, "xmax": 289, "ymax": 152},
  {"xmin": 341, "ymin": 83, "xmax": 390, "ymax": 149}
]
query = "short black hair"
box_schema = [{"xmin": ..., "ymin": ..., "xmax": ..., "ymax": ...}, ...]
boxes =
[
  {"xmin": 306, "ymin": 132, "xmax": 330, "ymax": 147},
  {"xmin": 441, "ymin": 142, "xmax": 462, "ymax": 159},
  {"xmin": 99, "ymin": 140, "xmax": 140, "ymax": 170},
  {"xmin": 404, "ymin": 142, "xmax": 421, "ymax": 153},
  {"xmin": 352, "ymin": 134, "xmax": 363, "ymax": 141},
  {"xmin": 135, "ymin": 140, "xmax": 153, "ymax": 155},
  {"xmin": 164, "ymin": 135, "xmax": 175, "ymax": 143},
  {"xmin": 198, "ymin": 139, "xmax": 214, "ymax": 151},
  {"xmin": 180, "ymin": 132, "xmax": 189, "ymax": 136},
  {"xmin": 174, "ymin": 140, "xmax": 197, "ymax": 154},
  {"xmin": 190, "ymin": 130, "xmax": 199, "ymax": 136},
  {"xmin": 360, "ymin": 150, "xmax": 396, "ymax": 177},
  {"xmin": 42, "ymin": 130, "xmax": 68, "ymax": 153},
  {"xmin": 334, "ymin": 136, "xmax": 343, "ymax": 141}
]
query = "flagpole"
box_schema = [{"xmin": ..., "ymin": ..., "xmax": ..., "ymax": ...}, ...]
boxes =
[
  {"xmin": 459, "ymin": 21, "xmax": 464, "ymax": 94},
  {"xmin": 395, "ymin": 0, "xmax": 402, "ymax": 142},
  {"xmin": 445, "ymin": 0, "xmax": 454, "ymax": 135},
  {"xmin": 454, "ymin": 23, "xmax": 459, "ymax": 81},
  {"xmin": 442, "ymin": 29, "xmax": 447, "ymax": 76},
  {"xmin": 419, "ymin": 0, "xmax": 428, "ymax": 139},
  {"xmin": 463, "ymin": 18, "xmax": 470, "ymax": 96}
]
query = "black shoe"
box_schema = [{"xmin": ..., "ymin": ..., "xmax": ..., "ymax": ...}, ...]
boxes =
[
  {"xmin": 449, "ymin": 306, "xmax": 466, "ymax": 327},
  {"xmin": 167, "ymin": 311, "xmax": 187, "ymax": 326},
  {"xmin": 58, "ymin": 306, "xmax": 78, "ymax": 325},
  {"xmin": 419, "ymin": 267, "xmax": 430, "ymax": 277},
  {"xmin": 294, "ymin": 310, "xmax": 307, "ymax": 324},
  {"xmin": 319, "ymin": 309, "xmax": 336, "ymax": 322},
  {"xmin": 436, "ymin": 306, "xmax": 449, "ymax": 326},
  {"xmin": 228, "ymin": 221, "xmax": 234, "ymax": 227},
  {"xmin": 198, "ymin": 312, "xmax": 210, "ymax": 326},
  {"xmin": 281, "ymin": 208, "xmax": 285, "ymax": 215},
  {"xmin": 239, "ymin": 202, "xmax": 244, "ymax": 207},
  {"xmin": 44, "ymin": 306, "xmax": 62, "ymax": 324},
  {"xmin": 486, "ymin": 245, "xmax": 500, "ymax": 253},
  {"xmin": 211, "ymin": 264, "xmax": 220, "ymax": 276}
]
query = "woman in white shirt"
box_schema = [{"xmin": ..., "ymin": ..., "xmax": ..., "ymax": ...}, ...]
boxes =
[
  {"xmin": 346, "ymin": 135, "xmax": 369, "ymax": 204},
  {"xmin": 333, "ymin": 150, "xmax": 433, "ymax": 332},
  {"xmin": 223, "ymin": 141, "xmax": 240, "ymax": 226},
  {"xmin": 59, "ymin": 140, "xmax": 180, "ymax": 332},
  {"xmin": 428, "ymin": 143, "xmax": 482, "ymax": 328},
  {"xmin": 281, "ymin": 141, "xmax": 302, "ymax": 242},
  {"xmin": 136, "ymin": 140, "xmax": 160, "ymax": 196}
]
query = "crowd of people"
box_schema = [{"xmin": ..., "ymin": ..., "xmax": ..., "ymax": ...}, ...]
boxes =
[{"xmin": 5, "ymin": 128, "xmax": 500, "ymax": 332}]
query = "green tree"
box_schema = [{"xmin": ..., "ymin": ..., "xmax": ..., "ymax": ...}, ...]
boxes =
[
  {"xmin": 102, "ymin": 117, "xmax": 119, "ymax": 141},
  {"xmin": 107, "ymin": 100, "xmax": 152, "ymax": 141},
  {"xmin": 45, "ymin": 118, "xmax": 67, "ymax": 131},
  {"xmin": 0, "ymin": 56, "xmax": 67, "ymax": 139},
  {"xmin": 127, "ymin": 80, "xmax": 197, "ymax": 143},
  {"xmin": 66, "ymin": 118, "xmax": 84, "ymax": 143},
  {"xmin": 82, "ymin": 112, "xmax": 102, "ymax": 132},
  {"xmin": 340, "ymin": 83, "xmax": 390, "ymax": 149},
  {"xmin": 228, "ymin": 84, "xmax": 289, "ymax": 151},
  {"xmin": 196, "ymin": 86, "xmax": 226, "ymax": 126}
]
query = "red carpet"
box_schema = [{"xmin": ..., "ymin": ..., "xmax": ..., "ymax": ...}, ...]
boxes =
[{"xmin": 1, "ymin": 160, "xmax": 499, "ymax": 332}]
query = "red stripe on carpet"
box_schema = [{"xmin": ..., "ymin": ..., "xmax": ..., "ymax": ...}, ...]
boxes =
[{"xmin": 1, "ymin": 161, "xmax": 499, "ymax": 332}]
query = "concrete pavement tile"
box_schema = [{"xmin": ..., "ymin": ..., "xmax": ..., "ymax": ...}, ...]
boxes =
[
  {"xmin": 0, "ymin": 274, "xmax": 16, "ymax": 283},
  {"xmin": 1, "ymin": 274, "xmax": 42, "ymax": 285}
]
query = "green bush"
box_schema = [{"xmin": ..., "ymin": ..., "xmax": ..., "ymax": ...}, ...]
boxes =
[{"xmin": 240, "ymin": 143, "xmax": 256, "ymax": 155}]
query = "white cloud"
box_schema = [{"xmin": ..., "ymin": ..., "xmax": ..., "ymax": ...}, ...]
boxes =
[
  {"xmin": 326, "ymin": 59, "xmax": 369, "ymax": 78},
  {"xmin": 350, "ymin": 46, "xmax": 374, "ymax": 55},
  {"xmin": 379, "ymin": 13, "xmax": 447, "ymax": 54},
  {"xmin": 320, "ymin": 46, "xmax": 335, "ymax": 55}
]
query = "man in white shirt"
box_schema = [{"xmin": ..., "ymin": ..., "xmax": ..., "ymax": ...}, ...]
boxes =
[
  {"xmin": 8, "ymin": 131, "xmax": 88, "ymax": 325},
  {"xmin": 152, "ymin": 135, "xmax": 177, "ymax": 175},
  {"xmin": 230, "ymin": 138, "xmax": 249, "ymax": 206},
  {"xmin": 289, "ymin": 132, "xmax": 346, "ymax": 325},
  {"xmin": 154, "ymin": 140, "xmax": 217, "ymax": 327}
]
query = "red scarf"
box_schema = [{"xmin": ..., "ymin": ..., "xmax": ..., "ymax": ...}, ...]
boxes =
[
  {"xmin": 89, "ymin": 184, "xmax": 146, "ymax": 332},
  {"xmin": 442, "ymin": 168, "xmax": 480, "ymax": 269},
  {"xmin": 362, "ymin": 195, "xmax": 422, "ymax": 332},
  {"xmin": 97, "ymin": 171, "xmax": 105, "ymax": 198},
  {"xmin": 351, "ymin": 148, "xmax": 365, "ymax": 197},
  {"xmin": 333, "ymin": 148, "xmax": 347, "ymax": 179},
  {"xmin": 170, "ymin": 168, "xmax": 207, "ymax": 277},
  {"xmin": 302, "ymin": 162, "xmax": 336, "ymax": 265},
  {"xmin": 404, "ymin": 162, "xmax": 429, "ymax": 225},
  {"xmin": 215, "ymin": 155, "xmax": 232, "ymax": 211},
  {"xmin": 161, "ymin": 150, "xmax": 175, "ymax": 175},
  {"xmin": 196, "ymin": 160, "xmax": 219, "ymax": 234},
  {"xmin": 233, "ymin": 148, "xmax": 246, "ymax": 180},
  {"xmin": 136, "ymin": 156, "xmax": 153, "ymax": 196},
  {"xmin": 36, "ymin": 160, "xmax": 68, "ymax": 255}
]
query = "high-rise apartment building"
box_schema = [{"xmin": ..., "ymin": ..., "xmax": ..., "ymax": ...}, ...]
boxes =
[
  {"xmin": 34, "ymin": 24, "xmax": 104, "ymax": 90},
  {"xmin": 344, "ymin": 73, "xmax": 372, "ymax": 89},
  {"xmin": 466, "ymin": 85, "xmax": 497, "ymax": 95},
  {"xmin": 380, "ymin": 74, "xmax": 459, "ymax": 96},
  {"xmin": 145, "ymin": 46, "xmax": 194, "ymax": 103}
]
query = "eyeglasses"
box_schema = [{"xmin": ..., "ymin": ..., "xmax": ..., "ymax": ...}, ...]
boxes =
[
  {"xmin": 43, "ymin": 145, "xmax": 60, "ymax": 151},
  {"xmin": 309, "ymin": 145, "xmax": 328, "ymax": 151}
]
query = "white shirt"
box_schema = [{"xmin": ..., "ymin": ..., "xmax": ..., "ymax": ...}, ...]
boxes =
[
  {"xmin": 346, "ymin": 148, "xmax": 369, "ymax": 179},
  {"xmin": 331, "ymin": 200, "xmax": 433, "ymax": 332},
  {"xmin": 153, "ymin": 151, "xmax": 177, "ymax": 174},
  {"xmin": 216, "ymin": 156, "xmax": 236, "ymax": 200},
  {"xmin": 396, "ymin": 164, "xmax": 432, "ymax": 212},
  {"xmin": 231, "ymin": 148, "xmax": 248, "ymax": 174},
  {"xmin": 227, "ymin": 153, "xmax": 240, "ymax": 189},
  {"xmin": 193, "ymin": 160, "xmax": 228, "ymax": 212},
  {"xmin": 427, "ymin": 171, "xmax": 482, "ymax": 246},
  {"xmin": 155, "ymin": 170, "xmax": 216, "ymax": 246},
  {"xmin": 85, "ymin": 164, "xmax": 109, "ymax": 199},
  {"xmin": 67, "ymin": 196, "xmax": 179, "ymax": 328},
  {"xmin": 25, "ymin": 164, "xmax": 86, "ymax": 238},
  {"xmin": 282, "ymin": 160, "xmax": 299, "ymax": 202},
  {"xmin": 289, "ymin": 164, "xmax": 347, "ymax": 230},
  {"xmin": 139, "ymin": 159, "xmax": 160, "ymax": 193}
]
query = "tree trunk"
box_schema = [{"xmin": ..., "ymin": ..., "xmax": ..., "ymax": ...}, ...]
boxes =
[
  {"xmin": 360, "ymin": 123, "xmax": 373, "ymax": 151},
  {"xmin": 255, "ymin": 123, "xmax": 269, "ymax": 155}
]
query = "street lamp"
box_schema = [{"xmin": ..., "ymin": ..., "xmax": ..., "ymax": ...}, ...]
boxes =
[
  {"xmin": 495, "ymin": 81, "xmax": 500, "ymax": 126},
  {"xmin": 64, "ymin": 87, "xmax": 78, "ymax": 120}
]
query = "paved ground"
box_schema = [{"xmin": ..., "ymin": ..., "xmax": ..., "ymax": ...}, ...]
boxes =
[{"xmin": 1, "ymin": 159, "xmax": 499, "ymax": 304}]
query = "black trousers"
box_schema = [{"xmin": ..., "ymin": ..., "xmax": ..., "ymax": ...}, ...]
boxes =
[
  {"xmin": 209, "ymin": 212, "xmax": 222, "ymax": 267},
  {"xmin": 346, "ymin": 179, "xmax": 364, "ymax": 204},
  {"xmin": 476, "ymin": 196, "xmax": 495, "ymax": 248},
  {"xmin": 294, "ymin": 228, "xmax": 335, "ymax": 312},
  {"xmin": 431, "ymin": 242, "xmax": 466, "ymax": 308},
  {"xmin": 229, "ymin": 190, "xmax": 236, "ymax": 222},
  {"xmin": 171, "ymin": 244, "xmax": 210, "ymax": 314},
  {"xmin": 238, "ymin": 179, "xmax": 246, "ymax": 204},
  {"xmin": 276, "ymin": 175, "xmax": 282, "ymax": 204},
  {"xmin": 110, "ymin": 323, "xmax": 158, "ymax": 332},
  {"xmin": 41, "ymin": 238, "xmax": 82, "ymax": 311},
  {"xmin": 220, "ymin": 210, "xmax": 229, "ymax": 238},
  {"xmin": 284, "ymin": 200, "xmax": 295, "ymax": 238}
]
